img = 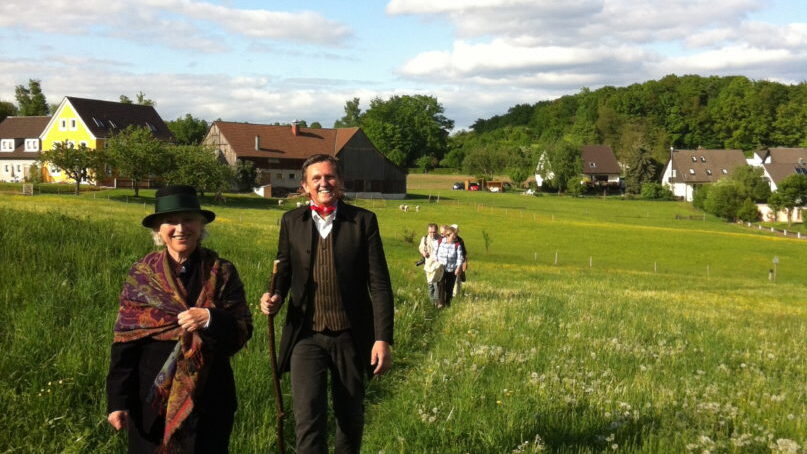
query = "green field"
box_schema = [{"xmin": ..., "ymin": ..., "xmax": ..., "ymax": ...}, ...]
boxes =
[{"xmin": 0, "ymin": 183, "xmax": 805, "ymax": 453}]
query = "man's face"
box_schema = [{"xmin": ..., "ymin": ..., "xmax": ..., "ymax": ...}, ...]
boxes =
[
  {"xmin": 428, "ymin": 227, "xmax": 438, "ymax": 238},
  {"xmin": 302, "ymin": 160, "xmax": 341, "ymax": 206}
]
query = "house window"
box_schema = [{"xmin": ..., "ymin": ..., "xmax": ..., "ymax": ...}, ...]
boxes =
[
  {"xmin": 70, "ymin": 119, "xmax": 77, "ymax": 131},
  {"xmin": 691, "ymin": 156, "xmax": 697, "ymax": 162},
  {"xmin": 671, "ymin": 169, "xmax": 677, "ymax": 178},
  {"xmin": 66, "ymin": 140, "xmax": 76, "ymax": 148},
  {"xmin": 25, "ymin": 139, "xmax": 39, "ymax": 151},
  {"xmin": 289, "ymin": 173, "xmax": 295, "ymax": 179},
  {"xmin": 589, "ymin": 162, "xmax": 597, "ymax": 168},
  {"xmin": 721, "ymin": 169, "xmax": 728, "ymax": 174},
  {"xmin": 108, "ymin": 120, "xmax": 117, "ymax": 129},
  {"xmin": 49, "ymin": 166, "xmax": 59, "ymax": 175},
  {"xmin": 145, "ymin": 122, "xmax": 158, "ymax": 133},
  {"xmin": 689, "ymin": 169, "xmax": 695, "ymax": 175},
  {"xmin": 3, "ymin": 165, "xmax": 8, "ymax": 172},
  {"xmin": 60, "ymin": 119, "xmax": 67, "ymax": 131},
  {"xmin": 276, "ymin": 173, "xmax": 283, "ymax": 180},
  {"xmin": 700, "ymin": 156, "xmax": 706, "ymax": 162},
  {"xmin": 706, "ymin": 169, "xmax": 712, "ymax": 175},
  {"xmin": 79, "ymin": 141, "xmax": 88, "ymax": 148},
  {"xmin": 93, "ymin": 117, "xmax": 105, "ymax": 128},
  {"xmin": 0, "ymin": 139, "xmax": 13, "ymax": 151},
  {"xmin": 16, "ymin": 165, "xmax": 21, "ymax": 172}
]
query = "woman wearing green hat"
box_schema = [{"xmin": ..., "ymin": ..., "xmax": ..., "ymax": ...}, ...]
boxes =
[{"xmin": 106, "ymin": 185, "xmax": 252, "ymax": 453}]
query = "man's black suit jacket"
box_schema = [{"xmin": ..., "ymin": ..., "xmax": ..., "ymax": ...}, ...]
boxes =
[{"xmin": 274, "ymin": 200, "xmax": 394, "ymax": 375}]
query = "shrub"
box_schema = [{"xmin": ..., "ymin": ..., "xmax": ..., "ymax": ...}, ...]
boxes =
[
  {"xmin": 693, "ymin": 184, "xmax": 711, "ymax": 210},
  {"xmin": 737, "ymin": 197, "xmax": 760, "ymax": 222},
  {"xmin": 641, "ymin": 182, "xmax": 673, "ymax": 200},
  {"xmin": 704, "ymin": 180, "xmax": 744, "ymax": 221}
]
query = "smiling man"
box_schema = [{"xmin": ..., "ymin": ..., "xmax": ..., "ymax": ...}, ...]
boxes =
[{"xmin": 260, "ymin": 154, "xmax": 394, "ymax": 454}]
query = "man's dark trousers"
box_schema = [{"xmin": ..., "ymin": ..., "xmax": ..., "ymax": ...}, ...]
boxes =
[{"xmin": 290, "ymin": 329, "xmax": 365, "ymax": 454}]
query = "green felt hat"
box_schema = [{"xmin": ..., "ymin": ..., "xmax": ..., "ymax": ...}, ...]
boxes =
[{"xmin": 142, "ymin": 185, "xmax": 216, "ymax": 228}]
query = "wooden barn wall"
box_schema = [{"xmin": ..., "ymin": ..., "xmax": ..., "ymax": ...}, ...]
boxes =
[{"xmin": 338, "ymin": 133, "xmax": 406, "ymax": 194}]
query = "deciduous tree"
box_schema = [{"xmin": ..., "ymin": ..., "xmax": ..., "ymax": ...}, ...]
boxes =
[
  {"xmin": 166, "ymin": 114, "xmax": 209, "ymax": 145},
  {"xmin": 38, "ymin": 142, "xmax": 104, "ymax": 195},
  {"xmin": 105, "ymin": 126, "xmax": 169, "ymax": 197},
  {"xmin": 165, "ymin": 145, "xmax": 231, "ymax": 196},
  {"xmin": 15, "ymin": 79, "xmax": 48, "ymax": 116}
]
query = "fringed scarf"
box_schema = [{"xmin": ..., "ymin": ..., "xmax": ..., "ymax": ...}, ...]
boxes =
[{"xmin": 113, "ymin": 248, "xmax": 220, "ymax": 452}]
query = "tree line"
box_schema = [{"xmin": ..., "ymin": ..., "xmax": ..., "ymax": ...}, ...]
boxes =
[{"xmin": 32, "ymin": 125, "xmax": 255, "ymax": 196}]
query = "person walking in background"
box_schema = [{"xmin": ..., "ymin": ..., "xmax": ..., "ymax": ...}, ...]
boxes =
[
  {"xmin": 436, "ymin": 225, "xmax": 464, "ymax": 308},
  {"xmin": 419, "ymin": 223, "xmax": 443, "ymax": 307},
  {"xmin": 451, "ymin": 224, "xmax": 469, "ymax": 296},
  {"xmin": 106, "ymin": 185, "xmax": 253, "ymax": 453},
  {"xmin": 260, "ymin": 154, "xmax": 394, "ymax": 454}
]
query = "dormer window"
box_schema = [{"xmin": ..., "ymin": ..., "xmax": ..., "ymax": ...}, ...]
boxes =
[
  {"xmin": 691, "ymin": 156, "xmax": 697, "ymax": 162},
  {"xmin": 1, "ymin": 139, "xmax": 14, "ymax": 151},
  {"xmin": 108, "ymin": 120, "xmax": 117, "ymax": 129},
  {"xmin": 145, "ymin": 122, "xmax": 158, "ymax": 133},
  {"xmin": 721, "ymin": 169, "xmax": 728, "ymax": 174},
  {"xmin": 700, "ymin": 156, "xmax": 706, "ymax": 162},
  {"xmin": 589, "ymin": 162, "xmax": 597, "ymax": 168},
  {"xmin": 689, "ymin": 169, "xmax": 695, "ymax": 175},
  {"xmin": 706, "ymin": 169, "xmax": 712, "ymax": 175},
  {"xmin": 93, "ymin": 117, "xmax": 106, "ymax": 128},
  {"xmin": 24, "ymin": 139, "xmax": 39, "ymax": 152}
]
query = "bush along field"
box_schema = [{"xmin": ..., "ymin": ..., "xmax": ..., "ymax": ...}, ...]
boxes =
[{"xmin": 0, "ymin": 187, "xmax": 805, "ymax": 453}]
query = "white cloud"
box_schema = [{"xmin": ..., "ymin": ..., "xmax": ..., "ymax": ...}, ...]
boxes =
[
  {"xmin": 391, "ymin": 0, "xmax": 805, "ymax": 112},
  {"xmin": 0, "ymin": 0, "xmax": 351, "ymax": 50},
  {"xmin": 400, "ymin": 39, "xmax": 653, "ymax": 87}
]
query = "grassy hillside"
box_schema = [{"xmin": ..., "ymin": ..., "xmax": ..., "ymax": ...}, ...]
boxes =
[{"xmin": 0, "ymin": 184, "xmax": 804, "ymax": 453}]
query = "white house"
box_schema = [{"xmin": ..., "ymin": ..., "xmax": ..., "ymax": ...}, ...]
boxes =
[
  {"xmin": 661, "ymin": 148, "xmax": 747, "ymax": 201},
  {"xmin": 749, "ymin": 147, "xmax": 807, "ymax": 192},
  {"xmin": 0, "ymin": 116, "xmax": 51, "ymax": 182}
]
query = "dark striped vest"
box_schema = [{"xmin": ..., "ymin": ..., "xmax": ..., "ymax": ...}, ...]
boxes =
[{"xmin": 310, "ymin": 232, "xmax": 351, "ymax": 331}]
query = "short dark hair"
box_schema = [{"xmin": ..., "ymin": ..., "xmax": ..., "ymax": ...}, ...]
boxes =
[
  {"xmin": 427, "ymin": 223, "xmax": 438, "ymax": 230},
  {"xmin": 301, "ymin": 154, "xmax": 341, "ymax": 181}
]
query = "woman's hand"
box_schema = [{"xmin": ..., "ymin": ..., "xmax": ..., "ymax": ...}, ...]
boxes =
[
  {"xmin": 107, "ymin": 410, "xmax": 129, "ymax": 431},
  {"xmin": 178, "ymin": 308, "xmax": 210, "ymax": 332}
]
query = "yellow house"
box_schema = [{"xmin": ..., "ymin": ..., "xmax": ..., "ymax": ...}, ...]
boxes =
[{"xmin": 39, "ymin": 97, "xmax": 173, "ymax": 184}]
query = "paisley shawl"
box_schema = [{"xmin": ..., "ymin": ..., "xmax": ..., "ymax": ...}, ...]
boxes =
[{"xmin": 113, "ymin": 247, "xmax": 221, "ymax": 452}]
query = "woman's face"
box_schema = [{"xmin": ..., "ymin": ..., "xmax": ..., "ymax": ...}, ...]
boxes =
[{"xmin": 156, "ymin": 211, "xmax": 204, "ymax": 258}]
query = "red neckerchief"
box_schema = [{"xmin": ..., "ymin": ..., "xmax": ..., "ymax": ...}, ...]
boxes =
[{"xmin": 310, "ymin": 203, "xmax": 336, "ymax": 217}]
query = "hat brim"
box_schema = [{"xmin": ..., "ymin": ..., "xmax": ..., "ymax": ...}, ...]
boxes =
[{"xmin": 142, "ymin": 209, "xmax": 216, "ymax": 228}]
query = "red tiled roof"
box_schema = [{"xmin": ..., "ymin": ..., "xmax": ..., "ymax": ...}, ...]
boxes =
[
  {"xmin": 65, "ymin": 97, "xmax": 173, "ymax": 140},
  {"xmin": 214, "ymin": 121, "xmax": 360, "ymax": 160},
  {"xmin": 581, "ymin": 145, "xmax": 621, "ymax": 175}
]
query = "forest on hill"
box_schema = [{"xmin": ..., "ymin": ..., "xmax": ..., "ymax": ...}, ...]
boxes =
[{"xmin": 442, "ymin": 74, "xmax": 806, "ymax": 183}]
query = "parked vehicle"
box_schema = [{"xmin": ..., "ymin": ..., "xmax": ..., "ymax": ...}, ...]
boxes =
[
  {"xmin": 468, "ymin": 183, "xmax": 480, "ymax": 191},
  {"xmin": 452, "ymin": 182, "xmax": 464, "ymax": 190}
]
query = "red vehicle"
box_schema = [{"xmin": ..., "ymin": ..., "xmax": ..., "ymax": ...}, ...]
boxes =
[{"xmin": 468, "ymin": 183, "xmax": 480, "ymax": 191}]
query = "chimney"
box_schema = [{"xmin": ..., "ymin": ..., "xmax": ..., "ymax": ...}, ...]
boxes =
[
  {"xmin": 255, "ymin": 135, "xmax": 261, "ymax": 150},
  {"xmin": 291, "ymin": 121, "xmax": 299, "ymax": 136}
]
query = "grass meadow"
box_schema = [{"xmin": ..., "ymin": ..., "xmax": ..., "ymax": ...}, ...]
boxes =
[{"xmin": 0, "ymin": 180, "xmax": 805, "ymax": 453}]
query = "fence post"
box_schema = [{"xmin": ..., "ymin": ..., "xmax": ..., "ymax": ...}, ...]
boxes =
[
  {"xmin": 654, "ymin": 262, "xmax": 657, "ymax": 273},
  {"xmin": 554, "ymin": 251, "xmax": 558, "ymax": 265},
  {"xmin": 589, "ymin": 256, "xmax": 592, "ymax": 268}
]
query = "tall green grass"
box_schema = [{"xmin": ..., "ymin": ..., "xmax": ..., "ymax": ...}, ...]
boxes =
[{"xmin": 0, "ymin": 189, "xmax": 804, "ymax": 453}]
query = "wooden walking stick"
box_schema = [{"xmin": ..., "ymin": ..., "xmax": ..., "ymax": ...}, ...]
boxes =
[{"xmin": 267, "ymin": 260, "xmax": 286, "ymax": 454}]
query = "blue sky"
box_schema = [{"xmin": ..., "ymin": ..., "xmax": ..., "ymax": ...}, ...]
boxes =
[{"xmin": 0, "ymin": 0, "xmax": 804, "ymax": 130}]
